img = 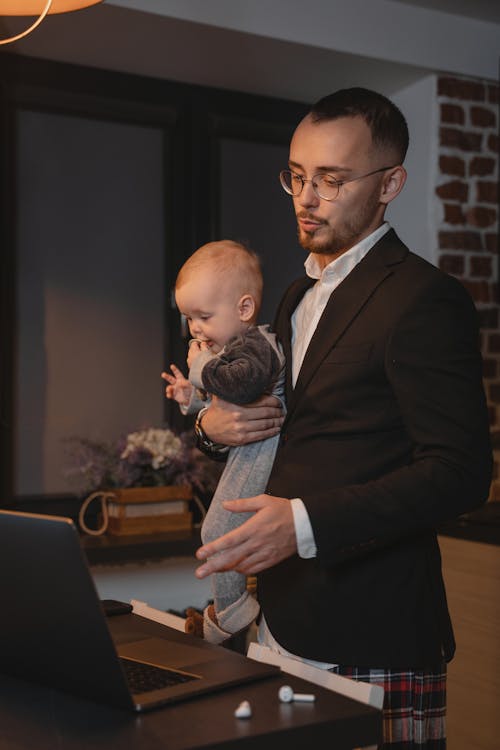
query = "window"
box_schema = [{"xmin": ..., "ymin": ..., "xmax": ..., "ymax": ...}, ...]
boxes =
[{"xmin": 0, "ymin": 53, "xmax": 306, "ymax": 514}]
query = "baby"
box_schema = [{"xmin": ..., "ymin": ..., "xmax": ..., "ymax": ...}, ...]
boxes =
[{"xmin": 162, "ymin": 240, "xmax": 284, "ymax": 644}]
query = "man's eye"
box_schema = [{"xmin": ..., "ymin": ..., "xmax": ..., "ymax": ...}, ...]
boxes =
[
  {"xmin": 291, "ymin": 173, "xmax": 303, "ymax": 185},
  {"xmin": 320, "ymin": 174, "xmax": 339, "ymax": 188}
]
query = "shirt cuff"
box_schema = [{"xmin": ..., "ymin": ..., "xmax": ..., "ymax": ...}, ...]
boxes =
[
  {"xmin": 290, "ymin": 498, "xmax": 317, "ymax": 558},
  {"xmin": 179, "ymin": 389, "xmax": 207, "ymax": 415}
]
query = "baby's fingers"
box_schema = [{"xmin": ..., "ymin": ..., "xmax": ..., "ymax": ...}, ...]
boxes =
[{"xmin": 169, "ymin": 363, "xmax": 185, "ymax": 377}]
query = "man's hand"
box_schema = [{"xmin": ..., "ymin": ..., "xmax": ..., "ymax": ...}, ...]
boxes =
[
  {"xmin": 201, "ymin": 395, "xmax": 284, "ymax": 446},
  {"xmin": 195, "ymin": 495, "xmax": 297, "ymax": 576},
  {"xmin": 161, "ymin": 364, "xmax": 193, "ymax": 405}
]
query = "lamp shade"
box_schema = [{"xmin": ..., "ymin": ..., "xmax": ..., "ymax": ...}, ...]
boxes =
[{"xmin": 1, "ymin": 0, "xmax": 102, "ymax": 14}]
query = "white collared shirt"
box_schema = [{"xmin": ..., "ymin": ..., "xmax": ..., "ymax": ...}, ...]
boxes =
[{"xmin": 289, "ymin": 222, "xmax": 391, "ymax": 558}]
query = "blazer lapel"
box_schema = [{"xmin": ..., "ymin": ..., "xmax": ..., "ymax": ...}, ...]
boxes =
[
  {"xmin": 286, "ymin": 230, "xmax": 408, "ymax": 420},
  {"xmin": 275, "ymin": 276, "xmax": 315, "ymax": 404}
]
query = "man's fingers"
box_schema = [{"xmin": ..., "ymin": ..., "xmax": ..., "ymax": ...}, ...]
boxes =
[
  {"xmin": 229, "ymin": 423, "xmax": 282, "ymax": 445},
  {"xmin": 241, "ymin": 406, "xmax": 283, "ymax": 427},
  {"xmin": 245, "ymin": 395, "xmax": 283, "ymax": 409},
  {"xmin": 194, "ymin": 496, "xmax": 296, "ymax": 578},
  {"xmin": 195, "ymin": 541, "xmax": 275, "ymax": 578},
  {"xmin": 169, "ymin": 363, "xmax": 183, "ymax": 375},
  {"xmin": 195, "ymin": 538, "xmax": 255, "ymax": 578},
  {"xmin": 245, "ymin": 425, "xmax": 282, "ymax": 441},
  {"xmin": 195, "ymin": 501, "xmax": 276, "ymax": 563},
  {"xmin": 232, "ymin": 551, "xmax": 271, "ymax": 575},
  {"xmin": 222, "ymin": 497, "xmax": 267, "ymax": 513},
  {"xmin": 196, "ymin": 522, "xmax": 250, "ymax": 561},
  {"xmin": 195, "ymin": 548, "xmax": 243, "ymax": 578}
]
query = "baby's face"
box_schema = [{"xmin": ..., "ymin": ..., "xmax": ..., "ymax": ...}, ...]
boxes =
[{"xmin": 175, "ymin": 273, "xmax": 246, "ymax": 353}]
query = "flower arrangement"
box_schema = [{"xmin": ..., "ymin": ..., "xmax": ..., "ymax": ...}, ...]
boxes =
[{"xmin": 64, "ymin": 426, "xmax": 221, "ymax": 497}]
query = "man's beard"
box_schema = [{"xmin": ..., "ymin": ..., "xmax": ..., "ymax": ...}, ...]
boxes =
[
  {"xmin": 297, "ymin": 222, "xmax": 355, "ymax": 255},
  {"xmin": 297, "ymin": 196, "xmax": 381, "ymax": 256}
]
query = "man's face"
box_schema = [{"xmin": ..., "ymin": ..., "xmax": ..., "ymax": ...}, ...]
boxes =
[{"xmin": 288, "ymin": 114, "xmax": 389, "ymax": 262}]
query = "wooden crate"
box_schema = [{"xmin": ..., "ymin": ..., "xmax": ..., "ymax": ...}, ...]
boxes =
[{"xmin": 105, "ymin": 485, "xmax": 193, "ymax": 536}]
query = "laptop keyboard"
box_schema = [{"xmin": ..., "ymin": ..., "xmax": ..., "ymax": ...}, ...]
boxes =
[{"xmin": 120, "ymin": 657, "xmax": 198, "ymax": 694}]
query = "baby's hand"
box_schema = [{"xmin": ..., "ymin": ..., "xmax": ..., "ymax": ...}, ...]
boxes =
[
  {"xmin": 187, "ymin": 339, "xmax": 209, "ymax": 369},
  {"xmin": 161, "ymin": 364, "xmax": 193, "ymax": 405}
]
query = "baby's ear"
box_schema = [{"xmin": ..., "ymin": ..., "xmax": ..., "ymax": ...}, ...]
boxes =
[{"xmin": 238, "ymin": 294, "xmax": 256, "ymax": 322}]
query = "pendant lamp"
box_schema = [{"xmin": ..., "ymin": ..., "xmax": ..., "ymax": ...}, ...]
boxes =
[{"xmin": 0, "ymin": 0, "xmax": 102, "ymax": 45}]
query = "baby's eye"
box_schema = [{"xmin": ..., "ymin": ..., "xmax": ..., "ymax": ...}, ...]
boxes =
[{"xmin": 200, "ymin": 315, "xmax": 211, "ymax": 320}]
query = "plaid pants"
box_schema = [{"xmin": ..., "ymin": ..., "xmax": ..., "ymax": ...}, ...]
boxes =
[{"xmin": 329, "ymin": 664, "xmax": 447, "ymax": 749}]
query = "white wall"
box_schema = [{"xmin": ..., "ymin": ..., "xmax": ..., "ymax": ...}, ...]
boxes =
[
  {"xmin": 111, "ymin": 0, "xmax": 500, "ymax": 81},
  {"xmin": 388, "ymin": 75, "xmax": 438, "ymax": 264}
]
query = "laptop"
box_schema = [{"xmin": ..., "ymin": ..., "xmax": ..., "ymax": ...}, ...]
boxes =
[{"xmin": 0, "ymin": 510, "xmax": 278, "ymax": 712}]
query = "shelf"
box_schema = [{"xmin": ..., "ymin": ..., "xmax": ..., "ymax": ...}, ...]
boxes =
[{"xmin": 81, "ymin": 529, "xmax": 201, "ymax": 565}]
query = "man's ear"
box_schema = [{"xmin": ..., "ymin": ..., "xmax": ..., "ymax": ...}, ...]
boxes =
[
  {"xmin": 238, "ymin": 294, "xmax": 256, "ymax": 322},
  {"xmin": 380, "ymin": 165, "xmax": 407, "ymax": 206}
]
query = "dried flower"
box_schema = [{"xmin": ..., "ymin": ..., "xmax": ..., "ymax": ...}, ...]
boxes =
[
  {"xmin": 121, "ymin": 428, "xmax": 183, "ymax": 470},
  {"xmin": 63, "ymin": 426, "xmax": 221, "ymax": 497}
]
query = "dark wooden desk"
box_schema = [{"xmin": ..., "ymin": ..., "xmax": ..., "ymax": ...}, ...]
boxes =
[{"xmin": 0, "ymin": 614, "xmax": 381, "ymax": 750}]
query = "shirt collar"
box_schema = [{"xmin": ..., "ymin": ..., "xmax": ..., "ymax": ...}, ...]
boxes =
[{"xmin": 304, "ymin": 222, "xmax": 391, "ymax": 282}]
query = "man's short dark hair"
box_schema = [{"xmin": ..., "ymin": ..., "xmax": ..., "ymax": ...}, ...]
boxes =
[{"xmin": 310, "ymin": 87, "xmax": 409, "ymax": 163}]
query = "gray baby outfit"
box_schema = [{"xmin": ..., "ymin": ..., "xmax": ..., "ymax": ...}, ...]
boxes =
[{"xmin": 187, "ymin": 324, "xmax": 285, "ymax": 643}]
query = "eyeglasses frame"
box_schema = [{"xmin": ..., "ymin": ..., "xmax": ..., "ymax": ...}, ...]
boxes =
[{"xmin": 279, "ymin": 165, "xmax": 400, "ymax": 202}]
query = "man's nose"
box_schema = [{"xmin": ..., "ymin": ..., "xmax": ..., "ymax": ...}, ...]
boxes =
[{"xmin": 297, "ymin": 179, "xmax": 320, "ymax": 209}]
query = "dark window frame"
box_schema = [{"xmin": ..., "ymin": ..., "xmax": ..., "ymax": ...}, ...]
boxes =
[{"xmin": 0, "ymin": 52, "xmax": 306, "ymax": 519}]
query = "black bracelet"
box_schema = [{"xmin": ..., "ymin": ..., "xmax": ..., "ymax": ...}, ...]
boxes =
[{"xmin": 194, "ymin": 409, "xmax": 229, "ymax": 460}]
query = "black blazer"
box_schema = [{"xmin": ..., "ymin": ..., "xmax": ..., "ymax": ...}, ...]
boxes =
[{"xmin": 258, "ymin": 229, "xmax": 492, "ymax": 669}]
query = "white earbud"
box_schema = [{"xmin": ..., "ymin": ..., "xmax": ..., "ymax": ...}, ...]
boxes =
[
  {"xmin": 278, "ymin": 685, "xmax": 316, "ymax": 703},
  {"xmin": 234, "ymin": 700, "xmax": 252, "ymax": 718}
]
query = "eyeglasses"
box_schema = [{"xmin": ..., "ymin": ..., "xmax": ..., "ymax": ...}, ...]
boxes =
[{"xmin": 279, "ymin": 165, "xmax": 398, "ymax": 202}]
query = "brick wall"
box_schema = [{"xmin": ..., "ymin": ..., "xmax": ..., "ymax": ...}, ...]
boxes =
[{"xmin": 435, "ymin": 75, "xmax": 499, "ymax": 480}]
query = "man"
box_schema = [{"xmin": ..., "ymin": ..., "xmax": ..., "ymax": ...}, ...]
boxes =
[{"xmin": 193, "ymin": 88, "xmax": 492, "ymax": 749}]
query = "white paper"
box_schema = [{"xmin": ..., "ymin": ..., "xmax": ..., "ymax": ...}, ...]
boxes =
[
  {"xmin": 247, "ymin": 642, "xmax": 384, "ymax": 709},
  {"xmin": 130, "ymin": 599, "xmax": 186, "ymax": 632}
]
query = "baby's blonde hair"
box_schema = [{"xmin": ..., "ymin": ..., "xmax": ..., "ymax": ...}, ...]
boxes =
[{"xmin": 176, "ymin": 240, "xmax": 263, "ymax": 313}]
